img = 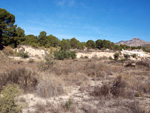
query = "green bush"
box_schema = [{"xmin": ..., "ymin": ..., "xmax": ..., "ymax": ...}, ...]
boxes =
[
  {"xmin": 109, "ymin": 56, "xmax": 113, "ymax": 60},
  {"xmin": 38, "ymin": 53, "xmax": 54, "ymax": 71},
  {"xmin": 124, "ymin": 54, "xmax": 130, "ymax": 60},
  {"xmin": 0, "ymin": 84, "xmax": 22, "ymax": 113},
  {"xmin": 17, "ymin": 50, "xmax": 29, "ymax": 58},
  {"xmin": 65, "ymin": 98, "xmax": 72, "ymax": 110},
  {"xmin": 114, "ymin": 53, "xmax": 119, "ymax": 60},
  {"xmin": 54, "ymin": 50, "xmax": 64, "ymax": 60},
  {"xmin": 54, "ymin": 50, "xmax": 76, "ymax": 60},
  {"xmin": 70, "ymin": 51, "xmax": 76, "ymax": 59},
  {"xmin": 132, "ymin": 54, "xmax": 137, "ymax": 58}
]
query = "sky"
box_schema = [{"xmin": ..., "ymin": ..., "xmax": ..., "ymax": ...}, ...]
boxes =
[{"xmin": 1, "ymin": 0, "xmax": 150, "ymax": 42}]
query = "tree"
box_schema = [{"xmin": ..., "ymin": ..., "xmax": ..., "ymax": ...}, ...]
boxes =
[
  {"xmin": 120, "ymin": 44, "xmax": 130, "ymax": 50},
  {"xmin": 101, "ymin": 40, "xmax": 111, "ymax": 49},
  {"xmin": 38, "ymin": 31, "xmax": 47, "ymax": 46},
  {"xmin": 47, "ymin": 35, "xmax": 60, "ymax": 48},
  {"xmin": 78, "ymin": 42, "xmax": 85, "ymax": 50},
  {"xmin": 0, "ymin": 8, "xmax": 17, "ymax": 49},
  {"xmin": 86, "ymin": 40, "xmax": 96, "ymax": 49},
  {"xmin": 70, "ymin": 38, "xmax": 80, "ymax": 49},
  {"xmin": 96, "ymin": 39, "xmax": 103, "ymax": 49},
  {"xmin": 16, "ymin": 27, "xmax": 25, "ymax": 38},
  {"xmin": 60, "ymin": 39, "xmax": 71, "ymax": 51},
  {"xmin": 114, "ymin": 45, "xmax": 122, "ymax": 50},
  {"xmin": 16, "ymin": 27, "xmax": 25, "ymax": 44},
  {"xmin": 23, "ymin": 35, "xmax": 39, "ymax": 47}
]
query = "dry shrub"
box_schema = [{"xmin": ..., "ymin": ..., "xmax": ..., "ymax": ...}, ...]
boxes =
[
  {"xmin": 91, "ymin": 76, "xmax": 135, "ymax": 99},
  {"xmin": 122, "ymin": 101, "xmax": 146, "ymax": 113},
  {"xmin": 81, "ymin": 105, "xmax": 98, "ymax": 113},
  {"xmin": 0, "ymin": 68, "xmax": 39, "ymax": 92},
  {"xmin": 130, "ymin": 71, "xmax": 150, "ymax": 76},
  {"xmin": 2, "ymin": 46, "xmax": 15, "ymax": 56},
  {"xmin": 51, "ymin": 60, "xmax": 84, "ymax": 75},
  {"xmin": 124, "ymin": 62, "xmax": 136, "ymax": 67},
  {"xmin": 138, "ymin": 79, "xmax": 150, "ymax": 94},
  {"xmin": 104, "ymin": 100, "xmax": 146, "ymax": 113},
  {"xmin": 51, "ymin": 59, "xmax": 113, "ymax": 78},
  {"xmin": 136, "ymin": 60, "xmax": 150, "ymax": 68},
  {"xmin": 34, "ymin": 101, "xmax": 79, "ymax": 113},
  {"xmin": 84, "ymin": 62, "xmax": 112, "ymax": 77},
  {"xmin": 110, "ymin": 76, "xmax": 126, "ymax": 97},
  {"xmin": 110, "ymin": 76, "xmax": 135, "ymax": 98},
  {"xmin": 91, "ymin": 84, "xmax": 110, "ymax": 97},
  {"xmin": 62, "ymin": 72, "xmax": 89, "ymax": 86},
  {"xmin": 34, "ymin": 103, "xmax": 46, "ymax": 113},
  {"xmin": 91, "ymin": 55, "xmax": 99, "ymax": 60},
  {"xmin": 28, "ymin": 58, "xmax": 35, "ymax": 63},
  {"xmin": 110, "ymin": 65, "xmax": 124, "ymax": 73},
  {"xmin": 36, "ymin": 76, "xmax": 65, "ymax": 98},
  {"xmin": 38, "ymin": 54, "xmax": 54, "ymax": 71}
]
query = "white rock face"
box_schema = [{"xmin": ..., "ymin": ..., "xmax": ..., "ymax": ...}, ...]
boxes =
[
  {"xmin": 76, "ymin": 52, "xmax": 114, "ymax": 59},
  {"xmin": 121, "ymin": 49, "xmax": 150, "ymax": 57},
  {"xmin": 14, "ymin": 45, "xmax": 49, "ymax": 59}
]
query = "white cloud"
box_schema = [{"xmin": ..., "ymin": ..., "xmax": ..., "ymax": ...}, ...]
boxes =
[
  {"xmin": 57, "ymin": 0, "xmax": 66, "ymax": 7},
  {"xmin": 68, "ymin": 0, "xmax": 75, "ymax": 6},
  {"xmin": 55, "ymin": 0, "xmax": 76, "ymax": 7}
]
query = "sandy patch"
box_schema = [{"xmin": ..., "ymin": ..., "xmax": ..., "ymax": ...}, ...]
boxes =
[{"xmin": 77, "ymin": 52, "xmax": 114, "ymax": 59}]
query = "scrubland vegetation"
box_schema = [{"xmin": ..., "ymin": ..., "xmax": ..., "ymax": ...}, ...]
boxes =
[{"xmin": 0, "ymin": 50, "xmax": 150, "ymax": 113}]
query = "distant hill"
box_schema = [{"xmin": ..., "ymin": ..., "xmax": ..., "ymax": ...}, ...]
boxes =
[{"xmin": 116, "ymin": 38, "xmax": 150, "ymax": 46}]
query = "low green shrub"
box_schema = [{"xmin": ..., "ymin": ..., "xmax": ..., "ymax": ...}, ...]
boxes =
[
  {"xmin": 0, "ymin": 84, "xmax": 22, "ymax": 113},
  {"xmin": 65, "ymin": 98, "xmax": 72, "ymax": 110},
  {"xmin": 38, "ymin": 53, "xmax": 54, "ymax": 71},
  {"xmin": 132, "ymin": 54, "xmax": 137, "ymax": 58},
  {"xmin": 109, "ymin": 56, "xmax": 113, "ymax": 60},
  {"xmin": 124, "ymin": 54, "xmax": 130, "ymax": 60},
  {"xmin": 54, "ymin": 50, "xmax": 65, "ymax": 60},
  {"xmin": 54, "ymin": 50, "xmax": 76, "ymax": 60},
  {"xmin": 114, "ymin": 53, "xmax": 119, "ymax": 60},
  {"xmin": 17, "ymin": 50, "xmax": 29, "ymax": 58}
]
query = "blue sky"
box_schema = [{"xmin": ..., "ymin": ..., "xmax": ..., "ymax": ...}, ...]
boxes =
[{"xmin": 1, "ymin": 0, "xmax": 150, "ymax": 42}]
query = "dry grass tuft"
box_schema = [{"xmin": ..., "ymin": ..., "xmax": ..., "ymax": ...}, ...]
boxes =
[
  {"xmin": 2, "ymin": 46, "xmax": 15, "ymax": 56},
  {"xmin": 122, "ymin": 101, "xmax": 146, "ymax": 113},
  {"xmin": 92, "ymin": 76, "xmax": 135, "ymax": 99},
  {"xmin": 0, "ymin": 68, "xmax": 39, "ymax": 92},
  {"xmin": 33, "ymin": 101, "xmax": 79, "ymax": 113},
  {"xmin": 62, "ymin": 72, "xmax": 90, "ymax": 86},
  {"xmin": 34, "ymin": 103, "xmax": 47, "ymax": 113},
  {"xmin": 138, "ymin": 79, "xmax": 150, "ymax": 94},
  {"xmin": 136, "ymin": 59, "xmax": 150, "ymax": 68},
  {"xmin": 110, "ymin": 76, "xmax": 134, "ymax": 98},
  {"xmin": 36, "ymin": 76, "xmax": 65, "ymax": 98}
]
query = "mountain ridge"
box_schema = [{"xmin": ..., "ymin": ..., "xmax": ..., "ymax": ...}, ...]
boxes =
[{"xmin": 116, "ymin": 38, "xmax": 150, "ymax": 46}]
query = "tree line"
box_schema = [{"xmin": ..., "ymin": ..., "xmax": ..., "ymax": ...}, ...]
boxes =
[{"xmin": 0, "ymin": 8, "xmax": 149, "ymax": 51}]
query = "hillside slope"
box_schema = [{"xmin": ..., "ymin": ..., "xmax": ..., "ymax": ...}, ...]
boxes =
[{"xmin": 116, "ymin": 38, "xmax": 150, "ymax": 46}]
